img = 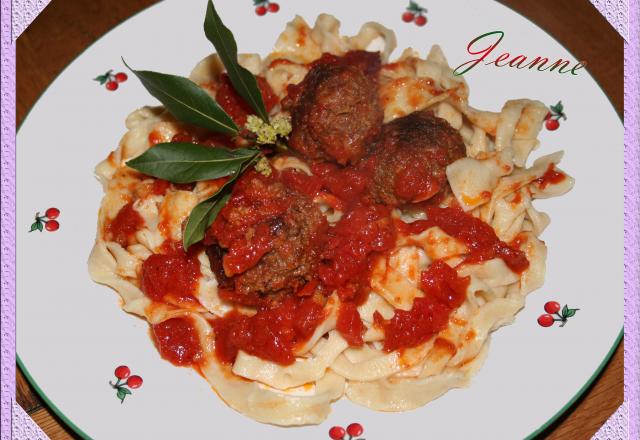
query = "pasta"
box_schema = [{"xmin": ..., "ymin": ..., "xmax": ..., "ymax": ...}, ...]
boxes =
[{"xmin": 89, "ymin": 14, "xmax": 574, "ymax": 426}]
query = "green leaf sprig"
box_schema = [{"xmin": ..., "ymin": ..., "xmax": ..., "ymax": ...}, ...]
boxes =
[
  {"xmin": 123, "ymin": 61, "xmax": 239, "ymax": 136},
  {"xmin": 123, "ymin": 0, "xmax": 285, "ymax": 250},
  {"xmin": 126, "ymin": 143, "xmax": 259, "ymax": 183},
  {"xmin": 204, "ymin": 0, "xmax": 269, "ymax": 122}
]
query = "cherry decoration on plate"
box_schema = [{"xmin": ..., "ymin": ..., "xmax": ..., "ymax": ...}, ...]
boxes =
[
  {"xmin": 109, "ymin": 365, "xmax": 144, "ymax": 403},
  {"xmin": 29, "ymin": 207, "xmax": 61, "ymax": 233},
  {"xmin": 544, "ymin": 101, "xmax": 567, "ymax": 131},
  {"xmin": 537, "ymin": 301, "xmax": 579, "ymax": 327},
  {"xmin": 402, "ymin": 1, "xmax": 428, "ymax": 27},
  {"xmin": 328, "ymin": 423, "xmax": 365, "ymax": 440},
  {"xmin": 253, "ymin": 0, "xmax": 280, "ymax": 16},
  {"xmin": 94, "ymin": 69, "xmax": 128, "ymax": 91}
]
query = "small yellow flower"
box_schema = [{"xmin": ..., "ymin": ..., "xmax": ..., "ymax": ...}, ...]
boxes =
[
  {"xmin": 245, "ymin": 115, "xmax": 264, "ymax": 133},
  {"xmin": 245, "ymin": 115, "xmax": 292, "ymax": 145},
  {"xmin": 254, "ymin": 156, "xmax": 272, "ymax": 177},
  {"xmin": 271, "ymin": 116, "xmax": 292, "ymax": 138}
]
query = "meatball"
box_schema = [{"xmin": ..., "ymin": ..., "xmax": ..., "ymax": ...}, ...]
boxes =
[
  {"xmin": 362, "ymin": 110, "xmax": 466, "ymax": 206},
  {"xmin": 205, "ymin": 171, "xmax": 327, "ymax": 302},
  {"xmin": 284, "ymin": 51, "xmax": 383, "ymax": 165},
  {"xmin": 232, "ymin": 197, "xmax": 325, "ymax": 297}
]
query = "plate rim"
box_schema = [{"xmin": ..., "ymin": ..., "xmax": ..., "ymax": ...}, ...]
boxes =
[
  {"xmin": 15, "ymin": 0, "xmax": 624, "ymax": 438},
  {"xmin": 17, "ymin": 329, "xmax": 624, "ymax": 440}
]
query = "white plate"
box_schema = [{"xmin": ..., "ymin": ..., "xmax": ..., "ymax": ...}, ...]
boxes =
[{"xmin": 17, "ymin": 0, "xmax": 623, "ymax": 439}]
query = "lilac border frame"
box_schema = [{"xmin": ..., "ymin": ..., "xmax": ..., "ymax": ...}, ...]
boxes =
[{"xmin": 0, "ymin": 1, "xmax": 636, "ymax": 439}]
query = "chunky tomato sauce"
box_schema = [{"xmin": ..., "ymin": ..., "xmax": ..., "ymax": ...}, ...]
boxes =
[
  {"xmin": 318, "ymin": 203, "xmax": 396, "ymax": 302},
  {"xmin": 216, "ymin": 74, "xmax": 279, "ymax": 126},
  {"xmin": 336, "ymin": 302, "xmax": 365, "ymax": 346},
  {"xmin": 141, "ymin": 242, "xmax": 201, "ymax": 305},
  {"xmin": 152, "ymin": 317, "xmax": 203, "ymax": 366},
  {"xmin": 397, "ymin": 206, "xmax": 529, "ymax": 273},
  {"xmin": 374, "ymin": 260, "xmax": 469, "ymax": 352},
  {"xmin": 534, "ymin": 163, "xmax": 566, "ymax": 189},
  {"xmin": 211, "ymin": 296, "xmax": 325, "ymax": 365},
  {"xmin": 106, "ymin": 202, "xmax": 144, "ymax": 247}
]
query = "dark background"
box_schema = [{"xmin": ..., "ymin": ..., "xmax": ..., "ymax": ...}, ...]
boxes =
[{"xmin": 16, "ymin": 1, "xmax": 623, "ymax": 438}]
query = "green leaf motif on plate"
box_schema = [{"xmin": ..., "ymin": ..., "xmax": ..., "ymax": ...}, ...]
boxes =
[
  {"xmin": 29, "ymin": 221, "xmax": 41, "ymax": 232},
  {"xmin": 93, "ymin": 70, "xmax": 112, "ymax": 85},
  {"xmin": 123, "ymin": 60, "xmax": 239, "ymax": 136},
  {"xmin": 126, "ymin": 143, "xmax": 260, "ymax": 183},
  {"xmin": 204, "ymin": 0, "xmax": 269, "ymax": 122}
]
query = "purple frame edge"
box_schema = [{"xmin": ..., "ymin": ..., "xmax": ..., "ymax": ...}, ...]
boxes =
[
  {"xmin": 1, "ymin": 0, "xmax": 16, "ymax": 438},
  {"xmin": 0, "ymin": 1, "xmax": 637, "ymax": 440},
  {"xmin": 623, "ymin": 1, "xmax": 639, "ymax": 439}
]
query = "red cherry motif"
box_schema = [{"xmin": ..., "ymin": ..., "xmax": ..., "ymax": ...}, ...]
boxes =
[
  {"xmin": 329, "ymin": 426, "xmax": 346, "ymax": 440},
  {"xmin": 114, "ymin": 72, "xmax": 128, "ymax": 83},
  {"xmin": 255, "ymin": 5, "xmax": 267, "ymax": 16},
  {"xmin": 127, "ymin": 375, "xmax": 144, "ymax": 389},
  {"xmin": 45, "ymin": 207, "xmax": 60, "ymax": 219},
  {"xmin": 114, "ymin": 365, "xmax": 131, "ymax": 380},
  {"xmin": 45, "ymin": 220, "xmax": 60, "ymax": 232},
  {"xmin": 30, "ymin": 208, "xmax": 62, "ymax": 233},
  {"xmin": 538, "ymin": 301, "xmax": 579, "ymax": 327},
  {"xmin": 268, "ymin": 2, "xmax": 280, "ymax": 13},
  {"xmin": 545, "ymin": 119, "xmax": 559, "ymax": 131},
  {"xmin": 402, "ymin": 12, "xmax": 415, "ymax": 22},
  {"xmin": 402, "ymin": 2, "xmax": 427, "ymax": 26},
  {"xmin": 544, "ymin": 301, "xmax": 561, "ymax": 314},
  {"xmin": 109, "ymin": 366, "xmax": 143, "ymax": 402},
  {"xmin": 545, "ymin": 101, "xmax": 566, "ymax": 131},
  {"xmin": 537, "ymin": 314, "xmax": 554, "ymax": 327},
  {"xmin": 94, "ymin": 70, "xmax": 127, "ymax": 91},
  {"xmin": 347, "ymin": 423, "xmax": 364, "ymax": 437}
]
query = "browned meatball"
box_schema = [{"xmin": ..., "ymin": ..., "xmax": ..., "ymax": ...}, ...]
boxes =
[
  {"xmin": 205, "ymin": 171, "xmax": 327, "ymax": 303},
  {"xmin": 362, "ymin": 110, "xmax": 466, "ymax": 206},
  {"xmin": 232, "ymin": 197, "xmax": 326, "ymax": 297},
  {"xmin": 284, "ymin": 51, "xmax": 383, "ymax": 165}
]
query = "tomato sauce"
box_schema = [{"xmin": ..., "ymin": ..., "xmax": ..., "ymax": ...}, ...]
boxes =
[
  {"xmin": 216, "ymin": 74, "xmax": 279, "ymax": 126},
  {"xmin": 319, "ymin": 204, "xmax": 396, "ymax": 300},
  {"xmin": 310, "ymin": 162, "xmax": 369, "ymax": 203},
  {"xmin": 374, "ymin": 260, "xmax": 469, "ymax": 352},
  {"xmin": 141, "ymin": 242, "xmax": 201, "ymax": 305},
  {"xmin": 152, "ymin": 179, "xmax": 171, "ymax": 195},
  {"xmin": 336, "ymin": 302, "xmax": 365, "ymax": 346},
  {"xmin": 534, "ymin": 164, "xmax": 566, "ymax": 189},
  {"xmin": 211, "ymin": 296, "xmax": 325, "ymax": 365},
  {"xmin": 152, "ymin": 317, "xmax": 203, "ymax": 366},
  {"xmin": 268, "ymin": 58, "xmax": 298, "ymax": 69},
  {"xmin": 397, "ymin": 206, "xmax": 529, "ymax": 273},
  {"xmin": 148, "ymin": 130, "xmax": 165, "ymax": 146},
  {"xmin": 106, "ymin": 202, "xmax": 144, "ymax": 247},
  {"xmin": 170, "ymin": 130, "xmax": 237, "ymax": 149}
]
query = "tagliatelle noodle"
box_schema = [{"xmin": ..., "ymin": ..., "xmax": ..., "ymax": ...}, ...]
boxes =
[{"xmin": 89, "ymin": 14, "xmax": 575, "ymax": 425}]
